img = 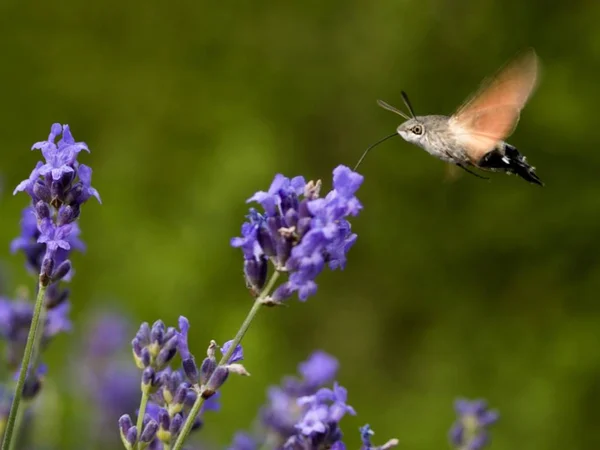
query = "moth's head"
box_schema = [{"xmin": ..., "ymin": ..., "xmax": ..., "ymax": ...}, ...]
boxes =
[
  {"xmin": 377, "ymin": 92, "xmax": 426, "ymax": 145},
  {"xmin": 397, "ymin": 119, "xmax": 426, "ymax": 144}
]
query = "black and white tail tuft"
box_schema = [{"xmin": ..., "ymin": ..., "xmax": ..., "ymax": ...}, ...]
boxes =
[{"xmin": 478, "ymin": 144, "xmax": 544, "ymax": 186}]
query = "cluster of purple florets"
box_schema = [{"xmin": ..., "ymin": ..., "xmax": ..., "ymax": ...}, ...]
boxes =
[
  {"xmin": 230, "ymin": 351, "xmax": 401, "ymax": 450},
  {"xmin": 13, "ymin": 123, "xmax": 100, "ymax": 286},
  {"xmin": 232, "ymin": 165, "xmax": 363, "ymax": 301},
  {"xmin": 120, "ymin": 317, "xmax": 246, "ymax": 449}
]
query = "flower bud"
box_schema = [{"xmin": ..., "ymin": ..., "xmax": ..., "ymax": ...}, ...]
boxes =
[
  {"xmin": 141, "ymin": 367, "xmax": 155, "ymax": 394},
  {"xmin": 183, "ymin": 357, "xmax": 199, "ymax": 384},
  {"xmin": 58, "ymin": 204, "xmax": 80, "ymax": 226},
  {"xmin": 155, "ymin": 334, "xmax": 178, "ymax": 369},
  {"xmin": 35, "ymin": 201, "xmax": 51, "ymax": 220},
  {"xmin": 203, "ymin": 366, "xmax": 229, "ymax": 398},
  {"xmin": 170, "ymin": 413, "xmax": 184, "ymax": 436},
  {"xmin": 33, "ymin": 181, "xmax": 51, "ymax": 203},
  {"xmin": 200, "ymin": 356, "xmax": 217, "ymax": 386},
  {"xmin": 139, "ymin": 420, "xmax": 158, "ymax": 444},
  {"xmin": 52, "ymin": 260, "xmax": 72, "ymax": 282}
]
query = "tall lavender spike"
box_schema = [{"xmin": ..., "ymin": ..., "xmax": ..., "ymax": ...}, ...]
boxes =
[
  {"xmin": 2, "ymin": 124, "xmax": 100, "ymax": 450},
  {"xmin": 13, "ymin": 123, "xmax": 100, "ymax": 288}
]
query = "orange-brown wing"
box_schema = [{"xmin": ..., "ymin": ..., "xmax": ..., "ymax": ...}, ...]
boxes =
[
  {"xmin": 450, "ymin": 105, "xmax": 522, "ymax": 162},
  {"xmin": 449, "ymin": 48, "xmax": 539, "ymax": 162}
]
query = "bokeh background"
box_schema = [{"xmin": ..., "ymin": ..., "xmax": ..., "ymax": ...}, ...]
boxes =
[{"xmin": 0, "ymin": 0, "xmax": 599, "ymax": 449}]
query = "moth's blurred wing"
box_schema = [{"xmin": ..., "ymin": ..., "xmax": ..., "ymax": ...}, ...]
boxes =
[
  {"xmin": 450, "ymin": 105, "xmax": 521, "ymax": 162},
  {"xmin": 449, "ymin": 49, "xmax": 539, "ymax": 162}
]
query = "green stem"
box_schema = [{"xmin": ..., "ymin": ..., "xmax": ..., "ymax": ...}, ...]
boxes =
[
  {"xmin": 136, "ymin": 391, "xmax": 150, "ymax": 450},
  {"xmin": 7, "ymin": 304, "xmax": 48, "ymax": 450},
  {"xmin": 219, "ymin": 270, "xmax": 280, "ymax": 365},
  {"xmin": 1, "ymin": 283, "xmax": 47, "ymax": 450},
  {"xmin": 6, "ymin": 407, "xmax": 25, "ymax": 450},
  {"xmin": 171, "ymin": 271, "xmax": 281, "ymax": 450},
  {"xmin": 30, "ymin": 306, "xmax": 48, "ymax": 368}
]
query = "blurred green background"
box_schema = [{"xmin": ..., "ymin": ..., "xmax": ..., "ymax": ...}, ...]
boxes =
[{"xmin": 1, "ymin": 0, "xmax": 599, "ymax": 449}]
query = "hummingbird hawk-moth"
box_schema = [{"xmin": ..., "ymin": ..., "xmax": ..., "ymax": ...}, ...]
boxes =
[{"xmin": 356, "ymin": 48, "xmax": 543, "ymax": 186}]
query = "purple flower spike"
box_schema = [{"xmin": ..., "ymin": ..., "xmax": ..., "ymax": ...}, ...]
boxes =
[
  {"xmin": 9, "ymin": 124, "xmax": 100, "ymax": 404},
  {"xmin": 229, "ymin": 350, "xmax": 354, "ymax": 450},
  {"xmin": 232, "ymin": 165, "xmax": 363, "ymax": 302},
  {"xmin": 121, "ymin": 317, "xmax": 225, "ymax": 448},
  {"xmin": 450, "ymin": 398, "xmax": 499, "ymax": 450},
  {"xmin": 13, "ymin": 124, "xmax": 99, "ymax": 289},
  {"xmin": 131, "ymin": 321, "xmax": 181, "ymax": 370}
]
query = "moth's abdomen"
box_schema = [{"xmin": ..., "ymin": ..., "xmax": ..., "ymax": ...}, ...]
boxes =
[{"xmin": 477, "ymin": 143, "xmax": 543, "ymax": 186}]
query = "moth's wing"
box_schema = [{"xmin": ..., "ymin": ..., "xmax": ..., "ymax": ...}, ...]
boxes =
[
  {"xmin": 449, "ymin": 48, "xmax": 539, "ymax": 162},
  {"xmin": 453, "ymin": 49, "xmax": 539, "ymax": 117},
  {"xmin": 450, "ymin": 105, "xmax": 522, "ymax": 162}
]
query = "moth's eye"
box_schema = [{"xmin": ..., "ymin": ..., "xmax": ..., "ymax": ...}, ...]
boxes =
[{"xmin": 411, "ymin": 125, "xmax": 423, "ymax": 135}]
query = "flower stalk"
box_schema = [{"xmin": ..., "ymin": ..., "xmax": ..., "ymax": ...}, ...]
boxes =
[
  {"xmin": 135, "ymin": 391, "xmax": 150, "ymax": 450},
  {"xmin": 1, "ymin": 282, "xmax": 47, "ymax": 450}
]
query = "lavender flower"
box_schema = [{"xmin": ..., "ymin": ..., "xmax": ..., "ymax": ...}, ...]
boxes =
[
  {"xmin": 126, "ymin": 317, "xmax": 247, "ymax": 449},
  {"xmin": 13, "ymin": 123, "xmax": 99, "ymax": 286},
  {"xmin": 142, "ymin": 386, "xmax": 220, "ymax": 449},
  {"xmin": 132, "ymin": 320, "xmax": 179, "ymax": 372},
  {"xmin": 261, "ymin": 351, "xmax": 338, "ymax": 441},
  {"xmin": 286, "ymin": 381, "xmax": 356, "ymax": 449},
  {"xmin": 449, "ymin": 399, "xmax": 499, "ymax": 450},
  {"xmin": 229, "ymin": 351, "xmax": 398, "ymax": 450},
  {"xmin": 231, "ymin": 165, "xmax": 363, "ymax": 301},
  {"xmin": 226, "ymin": 351, "xmax": 351, "ymax": 450}
]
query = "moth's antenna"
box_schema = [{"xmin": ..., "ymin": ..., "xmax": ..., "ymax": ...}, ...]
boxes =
[
  {"xmin": 401, "ymin": 91, "xmax": 417, "ymax": 118},
  {"xmin": 354, "ymin": 133, "xmax": 398, "ymax": 171},
  {"xmin": 376, "ymin": 99, "xmax": 411, "ymax": 120}
]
